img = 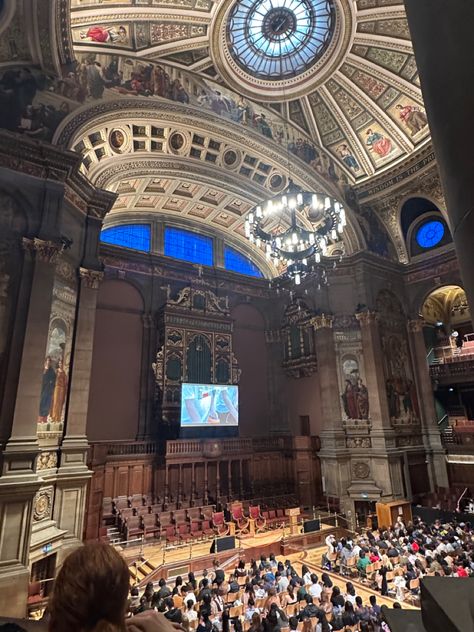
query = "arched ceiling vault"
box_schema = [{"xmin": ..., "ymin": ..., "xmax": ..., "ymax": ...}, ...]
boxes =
[
  {"xmin": 67, "ymin": 0, "xmax": 431, "ymax": 182},
  {"xmin": 55, "ymin": 100, "xmax": 365, "ymax": 274}
]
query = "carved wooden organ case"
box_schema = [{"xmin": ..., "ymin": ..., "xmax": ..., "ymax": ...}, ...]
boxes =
[
  {"xmin": 281, "ymin": 299, "xmax": 317, "ymax": 378},
  {"xmin": 152, "ymin": 282, "xmax": 240, "ymax": 433}
]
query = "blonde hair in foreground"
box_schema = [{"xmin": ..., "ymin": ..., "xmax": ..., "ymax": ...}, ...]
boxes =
[{"xmin": 48, "ymin": 542, "xmax": 130, "ymax": 632}]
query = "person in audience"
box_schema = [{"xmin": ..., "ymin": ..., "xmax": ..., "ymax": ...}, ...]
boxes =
[
  {"xmin": 301, "ymin": 565, "xmax": 312, "ymax": 585},
  {"xmin": 197, "ymin": 613, "xmax": 214, "ymax": 632},
  {"xmin": 356, "ymin": 551, "xmax": 371, "ymax": 576},
  {"xmin": 276, "ymin": 572, "xmax": 289, "ymax": 593},
  {"xmin": 157, "ymin": 578, "xmax": 172, "ymax": 601},
  {"xmin": 344, "ymin": 582, "xmax": 357, "ymax": 605},
  {"xmin": 280, "ymin": 583, "xmax": 297, "ymax": 608},
  {"xmin": 245, "ymin": 598, "xmax": 260, "ymax": 622},
  {"xmin": 173, "ymin": 577, "xmax": 183, "ymax": 596},
  {"xmin": 288, "ymin": 616, "xmax": 298, "ymax": 631},
  {"xmin": 183, "ymin": 599, "xmax": 198, "ymax": 625},
  {"xmin": 255, "ymin": 581, "xmax": 267, "ymax": 599},
  {"xmin": 199, "ymin": 594, "xmax": 212, "ymax": 619},
  {"xmin": 369, "ymin": 594, "xmax": 382, "ymax": 630},
  {"xmin": 198, "ymin": 579, "xmax": 212, "ymax": 602},
  {"xmin": 320, "ymin": 573, "xmax": 333, "ymax": 600},
  {"xmin": 172, "ymin": 588, "xmax": 184, "ymax": 609},
  {"xmin": 164, "ymin": 596, "xmax": 183, "ymax": 624},
  {"xmin": 228, "ymin": 574, "xmax": 240, "ymax": 593},
  {"xmin": 199, "ymin": 570, "xmax": 209, "ymax": 590},
  {"xmin": 308, "ymin": 574, "xmax": 322, "ymax": 601},
  {"xmin": 355, "ymin": 595, "xmax": 370, "ymax": 623},
  {"xmin": 211, "ymin": 588, "xmax": 225, "ymax": 621},
  {"xmin": 48, "ymin": 542, "xmax": 181, "ymax": 632},
  {"xmin": 263, "ymin": 603, "xmax": 287, "ymax": 632},
  {"xmin": 188, "ymin": 572, "xmax": 197, "ymax": 591},
  {"xmin": 184, "ymin": 585, "xmax": 197, "ymax": 606},
  {"xmin": 248, "ymin": 613, "xmax": 264, "ymax": 632},
  {"xmin": 236, "ymin": 560, "xmax": 247, "ymax": 578},
  {"xmin": 341, "ymin": 601, "xmax": 358, "ymax": 627},
  {"xmin": 330, "ymin": 586, "xmax": 345, "ymax": 615},
  {"xmin": 144, "ymin": 582, "xmax": 155, "ymax": 608},
  {"xmin": 213, "ymin": 559, "xmax": 225, "ymax": 586},
  {"xmin": 298, "ymin": 595, "xmax": 320, "ymax": 621},
  {"xmin": 296, "ymin": 579, "xmax": 307, "ymax": 602},
  {"xmin": 319, "ymin": 590, "xmax": 333, "ymax": 617},
  {"xmin": 129, "ymin": 587, "xmax": 141, "ymax": 614}
]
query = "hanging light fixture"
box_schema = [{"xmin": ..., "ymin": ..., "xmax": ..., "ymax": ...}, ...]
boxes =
[{"xmin": 245, "ymin": 179, "xmax": 346, "ymax": 285}]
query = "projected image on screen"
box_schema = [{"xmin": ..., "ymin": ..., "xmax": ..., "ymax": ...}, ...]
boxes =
[{"xmin": 181, "ymin": 384, "xmax": 239, "ymax": 427}]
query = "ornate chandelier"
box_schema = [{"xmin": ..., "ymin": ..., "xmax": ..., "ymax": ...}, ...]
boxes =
[{"xmin": 245, "ymin": 180, "xmax": 346, "ymax": 285}]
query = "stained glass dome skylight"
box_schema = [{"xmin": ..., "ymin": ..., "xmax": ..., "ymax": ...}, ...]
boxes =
[{"xmin": 227, "ymin": 0, "xmax": 335, "ymax": 79}]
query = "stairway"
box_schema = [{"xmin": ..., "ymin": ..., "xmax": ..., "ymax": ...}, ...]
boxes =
[{"xmin": 129, "ymin": 557, "xmax": 158, "ymax": 585}]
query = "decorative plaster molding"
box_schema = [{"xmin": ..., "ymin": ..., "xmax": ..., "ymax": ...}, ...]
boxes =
[{"xmin": 79, "ymin": 267, "xmax": 104, "ymax": 289}]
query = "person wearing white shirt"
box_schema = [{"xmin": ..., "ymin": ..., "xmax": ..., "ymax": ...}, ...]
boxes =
[
  {"xmin": 185, "ymin": 589, "xmax": 197, "ymax": 605},
  {"xmin": 277, "ymin": 574, "xmax": 289, "ymax": 593},
  {"xmin": 308, "ymin": 574, "xmax": 322, "ymax": 601},
  {"xmin": 301, "ymin": 565, "xmax": 312, "ymax": 586},
  {"xmin": 183, "ymin": 600, "xmax": 198, "ymax": 624}
]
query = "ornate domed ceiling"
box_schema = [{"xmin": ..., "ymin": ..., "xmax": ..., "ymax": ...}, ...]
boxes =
[{"xmin": 68, "ymin": 0, "xmax": 430, "ymax": 182}]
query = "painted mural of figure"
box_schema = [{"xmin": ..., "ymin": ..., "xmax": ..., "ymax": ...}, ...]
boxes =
[
  {"xmin": 356, "ymin": 378, "xmax": 369, "ymax": 420},
  {"xmin": 38, "ymin": 357, "xmax": 56, "ymax": 423},
  {"xmin": 86, "ymin": 60, "xmax": 106, "ymax": 99},
  {"xmin": 342, "ymin": 379, "xmax": 359, "ymax": 419},
  {"xmin": 386, "ymin": 379, "xmax": 399, "ymax": 419},
  {"xmin": 366, "ymin": 129, "xmax": 392, "ymax": 158},
  {"xmin": 337, "ymin": 144, "xmax": 360, "ymax": 172},
  {"xmin": 80, "ymin": 25, "xmax": 128, "ymax": 44},
  {"xmin": 395, "ymin": 104, "xmax": 428, "ymax": 136},
  {"xmin": 49, "ymin": 359, "xmax": 68, "ymax": 423}
]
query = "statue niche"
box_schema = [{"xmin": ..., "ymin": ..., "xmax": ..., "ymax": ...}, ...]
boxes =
[
  {"xmin": 282, "ymin": 299, "xmax": 317, "ymax": 378},
  {"xmin": 152, "ymin": 282, "xmax": 239, "ymax": 435}
]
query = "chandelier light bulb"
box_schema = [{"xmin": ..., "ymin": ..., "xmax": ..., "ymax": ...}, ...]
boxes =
[
  {"xmin": 256, "ymin": 238, "xmax": 261, "ymax": 247},
  {"xmin": 302, "ymin": 258, "xmax": 307, "ymax": 266},
  {"xmin": 282, "ymin": 195, "xmax": 287, "ymax": 206},
  {"xmin": 249, "ymin": 212, "xmax": 254, "ymax": 224},
  {"xmin": 295, "ymin": 273, "xmax": 301, "ymax": 285},
  {"xmin": 331, "ymin": 229, "xmax": 337, "ymax": 240},
  {"xmin": 312, "ymin": 194, "xmax": 318, "ymax": 209},
  {"xmin": 325, "ymin": 196, "xmax": 331, "ymax": 210},
  {"xmin": 292, "ymin": 232, "xmax": 298, "ymax": 244},
  {"xmin": 266, "ymin": 201, "xmax": 273, "ymax": 215},
  {"xmin": 315, "ymin": 252, "xmax": 321, "ymax": 263},
  {"xmin": 256, "ymin": 206, "xmax": 263, "ymax": 218},
  {"xmin": 297, "ymin": 193, "xmax": 303, "ymax": 204},
  {"xmin": 289, "ymin": 197, "xmax": 296, "ymax": 210},
  {"xmin": 309, "ymin": 233, "xmax": 315, "ymax": 245},
  {"xmin": 338, "ymin": 223, "xmax": 343, "ymax": 233},
  {"xmin": 276, "ymin": 237, "xmax": 282, "ymax": 248}
]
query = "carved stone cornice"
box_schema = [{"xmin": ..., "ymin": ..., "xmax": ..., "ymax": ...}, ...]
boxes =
[
  {"xmin": 79, "ymin": 267, "xmax": 104, "ymax": 289},
  {"xmin": 407, "ymin": 318, "xmax": 425, "ymax": 333},
  {"xmin": 355, "ymin": 310, "xmax": 379, "ymax": 326},
  {"xmin": 311, "ymin": 314, "xmax": 334, "ymax": 330},
  {"xmin": 22, "ymin": 238, "xmax": 63, "ymax": 264}
]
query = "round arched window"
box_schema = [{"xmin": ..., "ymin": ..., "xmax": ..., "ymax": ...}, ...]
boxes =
[{"xmin": 415, "ymin": 220, "xmax": 445, "ymax": 249}]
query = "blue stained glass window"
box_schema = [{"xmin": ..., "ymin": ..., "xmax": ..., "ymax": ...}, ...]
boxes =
[
  {"xmin": 101, "ymin": 224, "xmax": 151, "ymax": 252},
  {"xmin": 224, "ymin": 246, "xmax": 263, "ymax": 277},
  {"xmin": 164, "ymin": 227, "xmax": 214, "ymax": 266},
  {"xmin": 416, "ymin": 220, "xmax": 445, "ymax": 249},
  {"xmin": 227, "ymin": 0, "xmax": 335, "ymax": 79}
]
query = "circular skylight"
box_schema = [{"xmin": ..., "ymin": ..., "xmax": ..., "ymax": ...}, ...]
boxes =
[
  {"xmin": 227, "ymin": 0, "xmax": 335, "ymax": 79},
  {"xmin": 416, "ymin": 220, "xmax": 445, "ymax": 249}
]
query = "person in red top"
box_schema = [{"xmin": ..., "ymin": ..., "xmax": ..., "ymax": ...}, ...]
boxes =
[
  {"xmin": 411, "ymin": 541, "xmax": 420, "ymax": 553},
  {"xmin": 456, "ymin": 565, "xmax": 469, "ymax": 577}
]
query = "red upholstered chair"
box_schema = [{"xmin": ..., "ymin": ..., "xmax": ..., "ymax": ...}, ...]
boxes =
[
  {"xmin": 201, "ymin": 519, "xmax": 215, "ymax": 537},
  {"xmin": 164, "ymin": 524, "xmax": 178, "ymax": 544},
  {"xmin": 27, "ymin": 582, "xmax": 43, "ymax": 607},
  {"xmin": 190, "ymin": 520, "xmax": 203, "ymax": 538},
  {"xmin": 276, "ymin": 509, "xmax": 288, "ymax": 524},
  {"xmin": 249, "ymin": 505, "xmax": 266, "ymax": 531},
  {"xmin": 178, "ymin": 523, "xmax": 192, "ymax": 542},
  {"xmin": 212, "ymin": 511, "xmax": 230, "ymax": 536},
  {"xmin": 230, "ymin": 503, "xmax": 249, "ymax": 534}
]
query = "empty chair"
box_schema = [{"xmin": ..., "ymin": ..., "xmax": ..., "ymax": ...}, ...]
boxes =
[
  {"xmin": 163, "ymin": 524, "xmax": 177, "ymax": 544},
  {"xmin": 178, "ymin": 523, "xmax": 192, "ymax": 541},
  {"xmin": 102, "ymin": 497, "xmax": 115, "ymax": 525},
  {"xmin": 173, "ymin": 509, "xmax": 187, "ymax": 525},
  {"xmin": 136, "ymin": 506, "xmax": 150, "ymax": 516},
  {"xmin": 249, "ymin": 505, "xmax": 266, "ymax": 531},
  {"xmin": 160, "ymin": 511, "xmax": 173, "ymax": 527},
  {"xmin": 124, "ymin": 516, "xmax": 143, "ymax": 540},
  {"xmin": 212, "ymin": 511, "xmax": 229, "ymax": 536},
  {"xmin": 201, "ymin": 505, "xmax": 214, "ymax": 520},
  {"xmin": 142, "ymin": 514, "xmax": 160, "ymax": 539},
  {"xmin": 201, "ymin": 519, "xmax": 214, "ymax": 537},
  {"xmin": 230, "ymin": 503, "xmax": 249, "ymax": 534},
  {"xmin": 130, "ymin": 494, "xmax": 145, "ymax": 508},
  {"xmin": 190, "ymin": 520, "xmax": 203, "ymax": 539},
  {"xmin": 114, "ymin": 495, "xmax": 129, "ymax": 510},
  {"xmin": 188, "ymin": 507, "xmax": 202, "ymax": 522}
]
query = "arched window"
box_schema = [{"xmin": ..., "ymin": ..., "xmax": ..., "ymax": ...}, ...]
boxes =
[
  {"xmin": 100, "ymin": 224, "xmax": 151, "ymax": 252},
  {"xmin": 415, "ymin": 220, "xmax": 445, "ymax": 249},
  {"xmin": 224, "ymin": 246, "xmax": 263, "ymax": 277},
  {"xmin": 164, "ymin": 227, "xmax": 214, "ymax": 266}
]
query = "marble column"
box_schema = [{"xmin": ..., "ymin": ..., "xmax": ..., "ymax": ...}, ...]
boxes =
[
  {"xmin": 310, "ymin": 315, "xmax": 348, "ymax": 507},
  {"xmin": 407, "ymin": 319, "xmax": 449, "ymax": 489},
  {"xmin": 0, "ymin": 238, "xmax": 61, "ymax": 617},
  {"xmin": 355, "ymin": 311, "xmax": 402, "ymax": 502},
  {"xmin": 53, "ymin": 267, "xmax": 103, "ymax": 556}
]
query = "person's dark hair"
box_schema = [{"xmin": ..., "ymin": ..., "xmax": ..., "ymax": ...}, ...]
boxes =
[
  {"xmin": 359, "ymin": 623, "xmax": 370, "ymax": 632},
  {"xmin": 289, "ymin": 616, "xmax": 298, "ymax": 630},
  {"xmin": 355, "ymin": 596, "xmax": 363, "ymax": 607},
  {"xmin": 369, "ymin": 595, "xmax": 377, "ymax": 606},
  {"xmin": 301, "ymin": 564, "xmax": 310, "ymax": 576},
  {"xmin": 175, "ymin": 576, "xmax": 183, "ymax": 587},
  {"xmin": 238, "ymin": 560, "xmax": 245, "ymax": 569},
  {"xmin": 344, "ymin": 601, "xmax": 354, "ymax": 613},
  {"xmin": 186, "ymin": 599, "xmax": 195, "ymax": 609},
  {"xmin": 0, "ymin": 625, "xmax": 28, "ymax": 632},
  {"xmin": 48, "ymin": 542, "xmax": 129, "ymax": 632},
  {"xmin": 165, "ymin": 597, "xmax": 174, "ymax": 609},
  {"xmin": 332, "ymin": 586, "xmax": 341, "ymax": 596},
  {"xmin": 248, "ymin": 598, "xmax": 255, "ymax": 607},
  {"xmin": 305, "ymin": 595, "xmax": 313, "ymax": 604},
  {"xmin": 321, "ymin": 573, "xmax": 332, "ymax": 588},
  {"xmin": 310, "ymin": 573, "xmax": 318, "ymax": 584},
  {"xmin": 131, "ymin": 587, "xmax": 139, "ymax": 597},
  {"xmin": 393, "ymin": 602, "xmax": 402, "ymax": 609},
  {"xmin": 346, "ymin": 582, "xmax": 356, "ymax": 596}
]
